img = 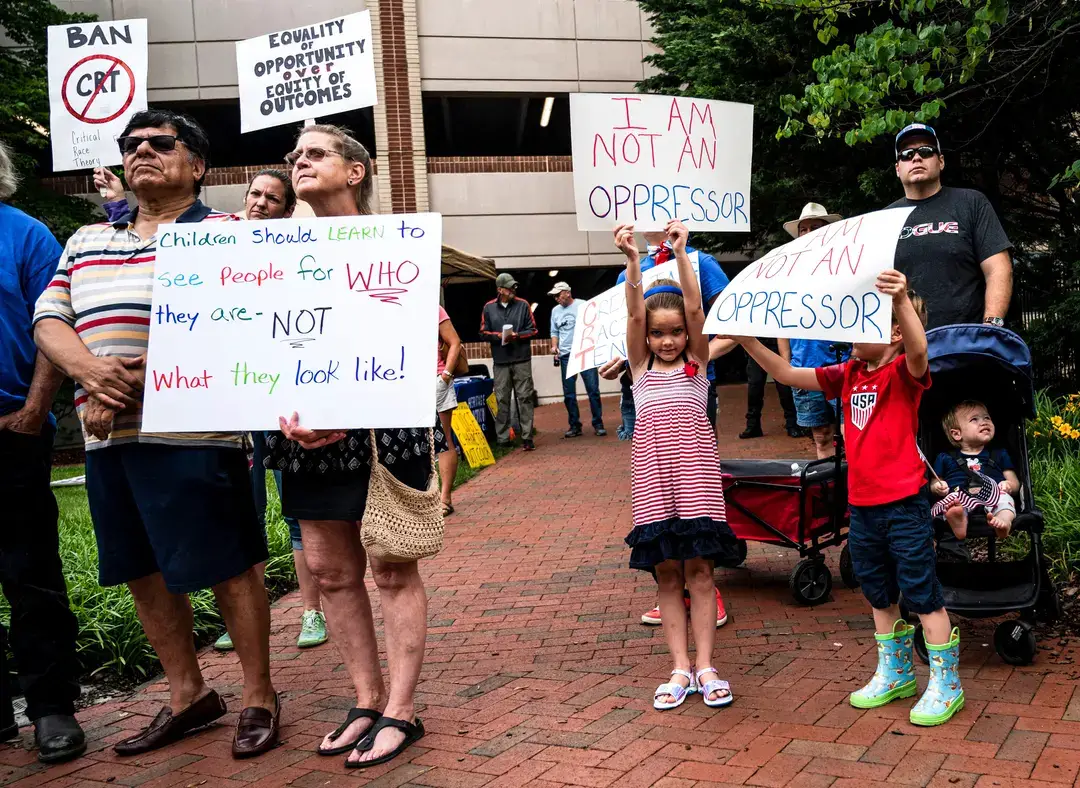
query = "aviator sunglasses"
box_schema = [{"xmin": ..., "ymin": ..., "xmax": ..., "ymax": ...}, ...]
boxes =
[
  {"xmin": 897, "ymin": 145, "xmax": 938, "ymax": 163},
  {"xmin": 117, "ymin": 134, "xmax": 182, "ymax": 156},
  {"xmin": 284, "ymin": 146, "xmax": 345, "ymax": 166}
]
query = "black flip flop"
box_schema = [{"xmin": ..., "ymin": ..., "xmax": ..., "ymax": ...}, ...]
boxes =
[
  {"xmin": 316, "ymin": 707, "xmax": 381, "ymax": 756},
  {"xmin": 344, "ymin": 716, "xmax": 425, "ymax": 769}
]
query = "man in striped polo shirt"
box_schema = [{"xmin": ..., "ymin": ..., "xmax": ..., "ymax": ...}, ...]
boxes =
[{"xmin": 34, "ymin": 110, "xmax": 279, "ymax": 760}]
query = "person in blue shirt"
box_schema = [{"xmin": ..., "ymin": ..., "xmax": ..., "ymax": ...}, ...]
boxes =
[
  {"xmin": 777, "ymin": 203, "xmax": 849, "ymax": 458},
  {"xmin": 0, "ymin": 141, "xmax": 86, "ymax": 763},
  {"xmin": 614, "ymin": 228, "xmax": 734, "ymax": 432},
  {"xmin": 549, "ymin": 282, "xmax": 605, "ymax": 437}
]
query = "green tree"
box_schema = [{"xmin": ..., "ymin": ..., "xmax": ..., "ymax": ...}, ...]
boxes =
[{"xmin": 1, "ymin": 0, "xmax": 99, "ymax": 241}]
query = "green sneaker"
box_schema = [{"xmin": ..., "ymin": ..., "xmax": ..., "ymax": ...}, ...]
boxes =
[
  {"xmin": 297, "ymin": 609, "xmax": 328, "ymax": 649},
  {"xmin": 214, "ymin": 631, "xmax": 234, "ymax": 651}
]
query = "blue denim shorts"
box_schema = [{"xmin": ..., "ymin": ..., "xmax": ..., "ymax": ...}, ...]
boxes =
[
  {"xmin": 848, "ymin": 491, "xmax": 945, "ymax": 614},
  {"xmin": 792, "ymin": 388, "xmax": 839, "ymax": 428}
]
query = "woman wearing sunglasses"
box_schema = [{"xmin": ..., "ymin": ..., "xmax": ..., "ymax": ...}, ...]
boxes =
[{"xmin": 267, "ymin": 124, "xmax": 434, "ymax": 769}]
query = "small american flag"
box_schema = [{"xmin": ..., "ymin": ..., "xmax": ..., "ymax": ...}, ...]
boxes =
[{"xmin": 931, "ymin": 470, "xmax": 1002, "ymax": 518}]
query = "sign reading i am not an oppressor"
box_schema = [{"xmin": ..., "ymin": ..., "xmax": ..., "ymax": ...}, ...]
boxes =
[
  {"xmin": 570, "ymin": 93, "xmax": 753, "ymax": 233},
  {"xmin": 47, "ymin": 19, "xmax": 148, "ymax": 172},
  {"xmin": 236, "ymin": 12, "xmax": 377, "ymax": 133},
  {"xmin": 703, "ymin": 208, "xmax": 915, "ymax": 343},
  {"xmin": 142, "ymin": 213, "xmax": 442, "ymax": 432}
]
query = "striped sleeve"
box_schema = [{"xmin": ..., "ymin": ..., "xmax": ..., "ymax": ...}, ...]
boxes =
[{"xmin": 33, "ymin": 233, "xmax": 79, "ymax": 327}]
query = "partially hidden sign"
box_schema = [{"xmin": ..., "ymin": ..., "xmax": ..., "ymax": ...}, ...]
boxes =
[
  {"xmin": 47, "ymin": 19, "xmax": 148, "ymax": 172},
  {"xmin": 451, "ymin": 403, "xmax": 495, "ymax": 470},
  {"xmin": 236, "ymin": 12, "xmax": 377, "ymax": 133},
  {"xmin": 142, "ymin": 214, "xmax": 442, "ymax": 432},
  {"xmin": 570, "ymin": 93, "xmax": 753, "ymax": 233},
  {"xmin": 702, "ymin": 208, "xmax": 915, "ymax": 342},
  {"xmin": 565, "ymin": 253, "xmax": 700, "ymax": 377}
]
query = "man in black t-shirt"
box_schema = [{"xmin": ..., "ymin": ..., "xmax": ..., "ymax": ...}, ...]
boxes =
[{"xmin": 888, "ymin": 124, "xmax": 1013, "ymax": 329}]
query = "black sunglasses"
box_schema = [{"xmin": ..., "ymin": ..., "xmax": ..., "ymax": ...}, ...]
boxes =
[
  {"xmin": 117, "ymin": 134, "xmax": 182, "ymax": 156},
  {"xmin": 897, "ymin": 145, "xmax": 938, "ymax": 162}
]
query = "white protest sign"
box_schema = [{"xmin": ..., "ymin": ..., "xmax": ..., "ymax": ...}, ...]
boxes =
[
  {"xmin": 142, "ymin": 214, "xmax": 441, "ymax": 432},
  {"xmin": 47, "ymin": 19, "xmax": 147, "ymax": 172},
  {"xmin": 702, "ymin": 208, "xmax": 915, "ymax": 343},
  {"xmin": 565, "ymin": 253, "xmax": 700, "ymax": 377},
  {"xmin": 570, "ymin": 93, "xmax": 753, "ymax": 233},
  {"xmin": 236, "ymin": 12, "xmax": 377, "ymax": 133}
]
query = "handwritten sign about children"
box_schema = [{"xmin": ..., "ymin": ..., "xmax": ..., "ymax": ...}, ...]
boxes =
[
  {"xmin": 702, "ymin": 208, "xmax": 915, "ymax": 343},
  {"xmin": 236, "ymin": 12, "xmax": 377, "ymax": 133},
  {"xmin": 451, "ymin": 403, "xmax": 495, "ymax": 469},
  {"xmin": 565, "ymin": 253, "xmax": 700, "ymax": 377},
  {"xmin": 47, "ymin": 19, "xmax": 148, "ymax": 172},
  {"xmin": 569, "ymin": 93, "xmax": 753, "ymax": 233},
  {"xmin": 142, "ymin": 213, "xmax": 442, "ymax": 432}
]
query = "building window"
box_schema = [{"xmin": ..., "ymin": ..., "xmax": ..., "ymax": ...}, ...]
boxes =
[{"xmin": 423, "ymin": 94, "xmax": 570, "ymax": 157}]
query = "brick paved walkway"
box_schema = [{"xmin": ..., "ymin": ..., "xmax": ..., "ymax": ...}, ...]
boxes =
[{"xmin": 6, "ymin": 386, "xmax": 1080, "ymax": 787}]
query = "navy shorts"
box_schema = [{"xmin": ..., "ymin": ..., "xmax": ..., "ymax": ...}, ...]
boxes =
[
  {"xmin": 792, "ymin": 388, "xmax": 839, "ymax": 428},
  {"xmin": 848, "ymin": 491, "xmax": 945, "ymax": 615},
  {"xmin": 86, "ymin": 444, "xmax": 268, "ymax": 594}
]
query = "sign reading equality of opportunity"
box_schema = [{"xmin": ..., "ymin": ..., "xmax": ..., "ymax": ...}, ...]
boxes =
[
  {"xmin": 565, "ymin": 253, "xmax": 701, "ymax": 377},
  {"xmin": 702, "ymin": 208, "xmax": 915, "ymax": 343},
  {"xmin": 47, "ymin": 19, "xmax": 148, "ymax": 172},
  {"xmin": 236, "ymin": 12, "xmax": 378, "ymax": 133},
  {"xmin": 142, "ymin": 214, "xmax": 442, "ymax": 432},
  {"xmin": 570, "ymin": 93, "xmax": 754, "ymax": 233}
]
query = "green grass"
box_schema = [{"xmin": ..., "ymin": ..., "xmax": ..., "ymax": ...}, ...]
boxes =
[{"xmin": 3, "ymin": 441, "xmax": 508, "ymax": 682}]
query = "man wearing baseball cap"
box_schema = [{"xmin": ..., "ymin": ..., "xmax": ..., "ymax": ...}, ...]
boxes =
[
  {"xmin": 549, "ymin": 282, "xmax": 606, "ymax": 438},
  {"xmin": 480, "ymin": 273, "xmax": 539, "ymax": 451},
  {"xmin": 888, "ymin": 123, "xmax": 1013, "ymax": 329}
]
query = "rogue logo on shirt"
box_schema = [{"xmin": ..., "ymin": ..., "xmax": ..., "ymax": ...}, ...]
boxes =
[
  {"xmin": 898, "ymin": 221, "xmax": 959, "ymax": 239},
  {"xmin": 850, "ymin": 387, "xmax": 878, "ymax": 430}
]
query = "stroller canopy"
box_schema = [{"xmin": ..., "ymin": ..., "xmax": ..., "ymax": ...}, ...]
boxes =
[{"xmin": 924, "ymin": 324, "xmax": 1035, "ymax": 418}]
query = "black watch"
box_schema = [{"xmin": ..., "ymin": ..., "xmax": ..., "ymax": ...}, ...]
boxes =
[{"xmin": 984, "ymin": 317, "xmax": 1004, "ymax": 327}]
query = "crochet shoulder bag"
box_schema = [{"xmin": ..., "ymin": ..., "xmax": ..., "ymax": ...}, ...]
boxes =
[{"xmin": 360, "ymin": 428, "xmax": 445, "ymax": 562}]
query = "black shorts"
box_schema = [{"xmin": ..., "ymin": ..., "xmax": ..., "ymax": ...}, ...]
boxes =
[
  {"xmin": 281, "ymin": 429, "xmax": 435, "ymax": 522},
  {"xmin": 86, "ymin": 444, "xmax": 267, "ymax": 594}
]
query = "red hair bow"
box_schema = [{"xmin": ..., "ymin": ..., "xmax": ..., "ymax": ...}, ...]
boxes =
[{"xmin": 683, "ymin": 360, "xmax": 700, "ymax": 377}]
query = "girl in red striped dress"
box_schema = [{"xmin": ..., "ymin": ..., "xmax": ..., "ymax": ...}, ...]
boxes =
[{"xmin": 614, "ymin": 220, "xmax": 738, "ymax": 711}]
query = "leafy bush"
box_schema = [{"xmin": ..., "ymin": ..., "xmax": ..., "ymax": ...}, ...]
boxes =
[{"xmin": 1026, "ymin": 391, "xmax": 1080, "ymax": 580}]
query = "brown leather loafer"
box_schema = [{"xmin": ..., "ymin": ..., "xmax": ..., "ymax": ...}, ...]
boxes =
[
  {"xmin": 232, "ymin": 693, "xmax": 280, "ymax": 759},
  {"xmin": 114, "ymin": 690, "xmax": 227, "ymax": 756}
]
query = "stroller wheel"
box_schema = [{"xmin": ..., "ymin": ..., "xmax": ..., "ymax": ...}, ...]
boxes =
[
  {"xmin": 912, "ymin": 623, "xmax": 929, "ymax": 664},
  {"xmin": 789, "ymin": 559, "xmax": 832, "ymax": 606},
  {"xmin": 898, "ymin": 597, "xmax": 916, "ymax": 623},
  {"xmin": 839, "ymin": 544, "xmax": 859, "ymax": 589},
  {"xmin": 994, "ymin": 620, "xmax": 1037, "ymax": 666},
  {"xmin": 1036, "ymin": 588, "xmax": 1062, "ymax": 624}
]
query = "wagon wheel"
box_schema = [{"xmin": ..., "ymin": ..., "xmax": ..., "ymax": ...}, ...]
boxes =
[
  {"xmin": 994, "ymin": 619, "xmax": 1037, "ymax": 666},
  {"xmin": 789, "ymin": 559, "xmax": 832, "ymax": 606},
  {"xmin": 839, "ymin": 544, "xmax": 859, "ymax": 589}
]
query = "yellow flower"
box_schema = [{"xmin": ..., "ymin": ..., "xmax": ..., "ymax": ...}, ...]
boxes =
[
  {"xmin": 1052, "ymin": 415, "xmax": 1064, "ymax": 425},
  {"xmin": 1072, "ymin": 430, "xmax": 1080, "ymax": 439},
  {"xmin": 1034, "ymin": 431, "xmax": 1043, "ymax": 437}
]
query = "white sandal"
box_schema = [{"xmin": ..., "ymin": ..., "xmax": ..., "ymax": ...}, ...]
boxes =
[
  {"xmin": 653, "ymin": 668, "xmax": 696, "ymax": 710},
  {"xmin": 695, "ymin": 667, "xmax": 733, "ymax": 708}
]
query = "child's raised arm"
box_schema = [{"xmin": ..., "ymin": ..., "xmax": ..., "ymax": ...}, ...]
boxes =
[
  {"xmin": 877, "ymin": 269, "xmax": 927, "ymax": 380},
  {"xmin": 667, "ymin": 220, "xmax": 710, "ymax": 365},
  {"xmin": 616, "ymin": 224, "xmax": 648, "ymax": 371},
  {"xmin": 734, "ymin": 337, "xmax": 823, "ymax": 391}
]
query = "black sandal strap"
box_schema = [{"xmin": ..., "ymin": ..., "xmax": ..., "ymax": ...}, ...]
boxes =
[{"xmin": 328, "ymin": 707, "xmax": 380, "ymax": 740}]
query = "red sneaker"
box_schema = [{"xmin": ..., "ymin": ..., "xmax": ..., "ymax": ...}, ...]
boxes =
[{"xmin": 641, "ymin": 590, "xmax": 728, "ymax": 627}]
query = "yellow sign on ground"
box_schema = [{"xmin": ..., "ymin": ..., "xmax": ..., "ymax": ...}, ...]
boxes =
[
  {"xmin": 451, "ymin": 402, "xmax": 495, "ymax": 469},
  {"xmin": 486, "ymin": 393, "xmax": 498, "ymax": 417}
]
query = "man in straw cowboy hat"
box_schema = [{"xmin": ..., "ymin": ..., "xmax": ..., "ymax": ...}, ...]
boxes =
[{"xmin": 777, "ymin": 203, "xmax": 851, "ymax": 459}]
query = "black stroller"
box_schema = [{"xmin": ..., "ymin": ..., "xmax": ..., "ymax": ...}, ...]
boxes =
[{"xmin": 901, "ymin": 324, "xmax": 1059, "ymax": 666}]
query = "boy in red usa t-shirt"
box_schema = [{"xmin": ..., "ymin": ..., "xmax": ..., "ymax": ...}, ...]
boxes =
[{"xmin": 729, "ymin": 270, "xmax": 963, "ymax": 728}]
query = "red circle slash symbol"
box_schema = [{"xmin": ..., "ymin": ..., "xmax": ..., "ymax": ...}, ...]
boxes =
[{"xmin": 61, "ymin": 54, "xmax": 136, "ymax": 125}]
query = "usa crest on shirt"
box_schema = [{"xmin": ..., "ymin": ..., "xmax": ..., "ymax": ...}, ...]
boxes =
[{"xmin": 850, "ymin": 384, "xmax": 879, "ymax": 430}]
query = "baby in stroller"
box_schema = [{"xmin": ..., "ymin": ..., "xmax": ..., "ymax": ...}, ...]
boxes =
[{"xmin": 930, "ymin": 400, "xmax": 1019, "ymax": 540}]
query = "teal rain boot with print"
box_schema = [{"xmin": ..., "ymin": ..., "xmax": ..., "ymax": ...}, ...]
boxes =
[
  {"xmin": 850, "ymin": 619, "xmax": 917, "ymax": 709},
  {"xmin": 910, "ymin": 626, "xmax": 964, "ymax": 726}
]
